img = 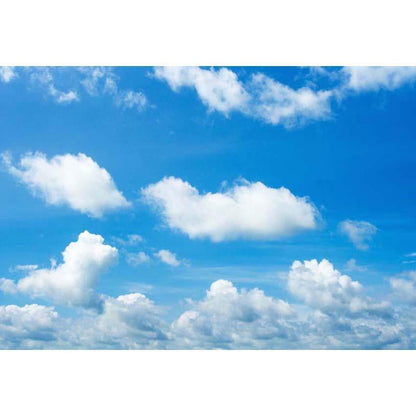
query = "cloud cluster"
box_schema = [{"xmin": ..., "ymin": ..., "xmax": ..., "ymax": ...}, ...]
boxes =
[
  {"xmin": 287, "ymin": 259, "xmax": 390, "ymax": 316},
  {"xmin": 154, "ymin": 66, "xmax": 416, "ymax": 128},
  {"xmin": 154, "ymin": 66, "xmax": 333, "ymax": 127},
  {"xmin": 2, "ymin": 152, "xmax": 130, "ymax": 217},
  {"xmin": 142, "ymin": 177, "xmax": 319, "ymax": 242},
  {"xmin": 338, "ymin": 220, "xmax": 377, "ymax": 250},
  {"xmin": 171, "ymin": 279, "xmax": 296, "ymax": 348},
  {"xmin": 67, "ymin": 293, "xmax": 167, "ymax": 349},
  {"xmin": 0, "ymin": 304, "xmax": 59, "ymax": 348},
  {"xmin": 0, "ymin": 255, "xmax": 411, "ymax": 349}
]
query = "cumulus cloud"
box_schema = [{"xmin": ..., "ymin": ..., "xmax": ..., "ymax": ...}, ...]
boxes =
[
  {"xmin": 342, "ymin": 66, "xmax": 416, "ymax": 92},
  {"xmin": 142, "ymin": 177, "xmax": 319, "ymax": 242},
  {"xmin": 171, "ymin": 279, "xmax": 296, "ymax": 348},
  {"xmin": 286, "ymin": 259, "xmax": 390, "ymax": 316},
  {"xmin": 154, "ymin": 249, "xmax": 181, "ymax": 266},
  {"xmin": 2, "ymin": 152, "xmax": 130, "ymax": 217},
  {"xmin": 0, "ymin": 304, "xmax": 59, "ymax": 348},
  {"xmin": 0, "ymin": 66, "xmax": 17, "ymax": 83},
  {"xmin": 126, "ymin": 251, "xmax": 150, "ymax": 266},
  {"xmin": 338, "ymin": 220, "xmax": 377, "ymax": 250},
  {"xmin": 4, "ymin": 231, "xmax": 118, "ymax": 310}
]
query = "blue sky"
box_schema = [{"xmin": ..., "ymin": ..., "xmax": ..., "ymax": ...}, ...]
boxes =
[{"xmin": 1, "ymin": 66, "xmax": 416, "ymax": 348}]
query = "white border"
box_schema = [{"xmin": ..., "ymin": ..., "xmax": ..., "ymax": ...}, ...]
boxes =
[
  {"xmin": 0, "ymin": 350, "xmax": 414, "ymax": 415},
  {"xmin": 1, "ymin": 0, "xmax": 416, "ymax": 65}
]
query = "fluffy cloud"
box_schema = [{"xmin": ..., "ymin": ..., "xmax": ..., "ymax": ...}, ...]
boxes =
[
  {"xmin": 0, "ymin": 304, "xmax": 59, "ymax": 348},
  {"xmin": 154, "ymin": 249, "xmax": 181, "ymax": 266},
  {"xmin": 4, "ymin": 231, "xmax": 118, "ymax": 310},
  {"xmin": 154, "ymin": 66, "xmax": 249, "ymax": 114},
  {"xmin": 3, "ymin": 152, "xmax": 130, "ymax": 217},
  {"xmin": 338, "ymin": 220, "xmax": 377, "ymax": 250},
  {"xmin": 286, "ymin": 259, "xmax": 390, "ymax": 316},
  {"xmin": 171, "ymin": 279, "xmax": 296, "ymax": 348},
  {"xmin": 0, "ymin": 66, "xmax": 16, "ymax": 83},
  {"xmin": 142, "ymin": 177, "xmax": 319, "ymax": 242},
  {"xmin": 342, "ymin": 67, "xmax": 416, "ymax": 92}
]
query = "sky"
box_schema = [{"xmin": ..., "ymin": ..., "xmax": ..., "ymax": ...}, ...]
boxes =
[{"xmin": 1, "ymin": 66, "xmax": 416, "ymax": 349}]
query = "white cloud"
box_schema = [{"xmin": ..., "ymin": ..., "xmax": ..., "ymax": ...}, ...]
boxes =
[
  {"xmin": 342, "ymin": 67, "xmax": 416, "ymax": 92},
  {"xmin": 154, "ymin": 66, "xmax": 249, "ymax": 114},
  {"xmin": 154, "ymin": 249, "xmax": 181, "ymax": 267},
  {"xmin": 10, "ymin": 231, "xmax": 118, "ymax": 310},
  {"xmin": 286, "ymin": 259, "xmax": 389, "ymax": 316},
  {"xmin": 171, "ymin": 279, "xmax": 296, "ymax": 348},
  {"xmin": 3, "ymin": 152, "xmax": 130, "ymax": 217},
  {"xmin": 0, "ymin": 66, "xmax": 17, "ymax": 83},
  {"xmin": 142, "ymin": 177, "xmax": 319, "ymax": 242},
  {"xmin": 0, "ymin": 304, "xmax": 58, "ymax": 348},
  {"xmin": 339, "ymin": 220, "xmax": 377, "ymax": 250},
  {"xmin": 126, "ymin": 251, "xmax": 150, "ymax": 266},
  {"xmin": 247, "ymin": 73, "xmax": 333, "ymax": 127}
]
